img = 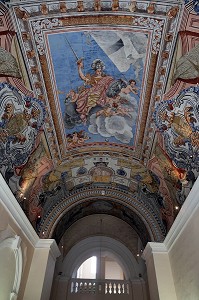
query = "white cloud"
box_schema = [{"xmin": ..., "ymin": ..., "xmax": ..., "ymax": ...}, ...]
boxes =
[{"xmin": 88, "ymin": 94, "xmax": 138, "ymax": 144}]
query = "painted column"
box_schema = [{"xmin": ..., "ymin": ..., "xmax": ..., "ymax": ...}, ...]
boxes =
[
  {"xmin": 143, "ymin": 242, "xmax": 177, "ymax": 300},
  {"xmin": 23, "ymin": 239, "xmax": 60, "ymax": 300}
]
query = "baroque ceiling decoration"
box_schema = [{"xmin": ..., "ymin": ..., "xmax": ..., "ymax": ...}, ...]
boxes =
[{"xmin": 0, "ymin": 0, "xmax": 199, "ymax": 246}]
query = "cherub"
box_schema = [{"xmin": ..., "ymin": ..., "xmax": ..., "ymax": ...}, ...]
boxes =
[
  {"xmin": 121, "ymin": 79, "xmax": 138, "ymax": 95},
  {"xmin": 96, "ymin": 97, "xmax": 133, "ymax": 118},
  {"xmin": 115, "ymin": 103, "xmax": 134, "ymax": 117},
  {"xmin": 66, "ymin": 130, "xmax": 90, "ymax": 147},
  {"xmin": 96, "ymin": 104, "xmax": 116, "ymax": 117}
]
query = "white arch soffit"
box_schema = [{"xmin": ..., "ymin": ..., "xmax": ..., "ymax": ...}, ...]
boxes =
[
  {"xmin": 61, "ymin": 236, "xmax": 140, "ymax": 280},
  {"xmin": 0, "ymin": 235, "xmax": 23, "ymax": 300}
]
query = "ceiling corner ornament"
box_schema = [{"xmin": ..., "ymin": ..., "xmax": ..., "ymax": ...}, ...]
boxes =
[
  {"xmin": 32, "ymin": 18, "xmax": 62, "ymax": 56},
  {"xmin": 133, "ymin": 17, "xmax": 164, "ymax": 54}
]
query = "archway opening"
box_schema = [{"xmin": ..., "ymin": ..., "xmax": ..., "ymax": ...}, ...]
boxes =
[
  {"xmin": 75, "ymin": 254, "xmax": 125, "ymax": 280},
  {"xmin": 76, "ymin": 256, "xmax": 97, "ymax": 279},
  {"xmin": 50, "ymin": 216, "xmax": 150, "ymax": 300}
]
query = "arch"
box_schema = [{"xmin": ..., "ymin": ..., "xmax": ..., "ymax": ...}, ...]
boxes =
[
  {"xmin": 39, "ymin": 185, "xmax": 166, "ymax": 245},
  {"xmin": 51, "ymin": 200, "xmax": 151, "ymax": 246},
  {"xmin": 61, "ymin": 236, "xmax": 140, "ymax": 280},
  {"xmin": 60, "ymin": 214, "xmax": 141, "ymax": 260}
]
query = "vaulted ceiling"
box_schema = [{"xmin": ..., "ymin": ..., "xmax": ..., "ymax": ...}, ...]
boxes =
[{"xmin": 0, "ymin": 0, "xmax": 199, "ymax": 248}]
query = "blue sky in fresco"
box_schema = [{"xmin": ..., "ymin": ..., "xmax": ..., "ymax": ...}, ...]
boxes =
[{"xmin": 48, "ymin": 30, "xmax": 147, "ymax": 145}]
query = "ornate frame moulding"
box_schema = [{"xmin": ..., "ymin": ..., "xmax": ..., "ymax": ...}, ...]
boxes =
[{"xmin": 28, "ymin": 14, "xmax": 164, "ymax": 156}]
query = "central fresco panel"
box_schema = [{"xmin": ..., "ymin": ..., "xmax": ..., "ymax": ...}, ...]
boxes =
[{"xmin": 48, "ymin": 28, "xmax": 148, "ymax": 147}]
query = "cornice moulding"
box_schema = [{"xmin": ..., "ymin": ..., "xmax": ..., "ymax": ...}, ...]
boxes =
[
  {"xmin": 143, "ymin": 242, "xmax": 167, "ymax": 261},
  {"xmin": 36, "ymin": 239, "xmax": 61, "ymax": 259},
  {"xmin": 7, "ymin": 0, "xmax": 184, "ymax": 6}
]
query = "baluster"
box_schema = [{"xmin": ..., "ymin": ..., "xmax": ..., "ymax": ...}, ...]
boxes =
[
  {"xmin": 98, "ymin": 283, "xmax": 101, "ymax": 294},
  {"xmin": 109, "ymin": 282, "xmax": 112, "ymax": 294},
  {"xmin": 127, "ymin": 282, "xmax": 129, "ymax": 294},
  {"xmin": 79, "ymin": 281, "xmax": 83, "ymax": 293},
  {"xmin": 71, "ymin": 281, "xmax": 74, "ymax": 293},
  {"xmin": 88, "ymin": 282, "xmax": 92, "ymax": 293},
  {"xmin": 123, "ymin": 283, "xmax": 127, "ymax": 294},
  {"xmin": 76, "ymin": 281, "xmax": 79, "ymax": 293},
  {"xmin": 74, "ymin": 281, "xmax": 77, "ymax": 293},
  {"xmin": 118, "ymin": 283, "xmax": 121, "ymax": 294},
  {"xmin": 105, "ymin": 282, "xmax": 108, "ymax": 294},
  {"xmin": 93, "ymin": 282, "xmax": 96, "ymax": 293},
  {"xmin": 84, "ymin": 281, "xmax": 87, "ymax": 293},
  {"xmin": 114, "ymin": 282, "xmax": 117, "ymax": 294}
]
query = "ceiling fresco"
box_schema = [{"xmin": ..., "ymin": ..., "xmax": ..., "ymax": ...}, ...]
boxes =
[
  {"xmin": 0, "ymin": 0, "xmax": 199, "ymax": 246},
  {"xmin": 48, "ymin": 29, "xmax": 147, "ymax": 146},
  {"xmin": 13, "ymin": 0, "xmax": 182, "ymax": 162}
]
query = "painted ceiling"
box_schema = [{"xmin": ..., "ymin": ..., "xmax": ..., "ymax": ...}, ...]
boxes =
[{"xmin": 0, "ymin": 0, "xmax": 199, "ymax": 247}]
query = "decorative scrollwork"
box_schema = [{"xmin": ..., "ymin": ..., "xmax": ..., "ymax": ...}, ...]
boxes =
[{"xmin": 32, "ymin": 18, "xmax": 62, "ymax": 55}]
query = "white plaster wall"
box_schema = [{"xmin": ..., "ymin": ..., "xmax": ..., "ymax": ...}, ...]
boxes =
[
  {"xmin": 0, "ymin": 248, "xmax": 15, "ymax": 300},
  {"xmin": 154, "ymin": 251, "xmax": 176, "ymax": 300},
  {"xmin": 166, "ymin": 177, "xmax": 199, "ymax": 300},
  {"xmin": 0, "ymin": 197, "xmax": 35, "ymax": 300},
  {"xmin": 169, "ymin": 208, "xmax": 199, "ymax": 299}
]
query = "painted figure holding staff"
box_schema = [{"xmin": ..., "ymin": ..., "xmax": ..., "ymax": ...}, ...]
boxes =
[
  {"xmin": 64, "ymin": 37, "xmax": 138, "ymax": 124},
  {"xmin": 75, "ymin": 58, "xmax": 114, "ymax": 122}
]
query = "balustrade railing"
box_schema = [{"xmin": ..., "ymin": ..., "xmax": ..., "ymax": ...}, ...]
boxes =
[{"xmin": 70, "ymin": 279, "xmax": 130, "ymax": 295}]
